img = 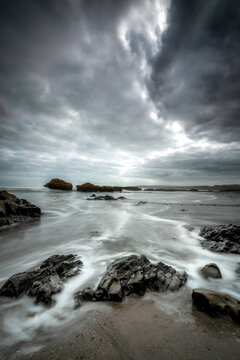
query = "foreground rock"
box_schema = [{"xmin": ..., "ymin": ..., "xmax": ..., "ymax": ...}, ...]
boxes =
[
  {"xmin": 192, "ymin": 288, "xmax": 240, "ymax": 323},
  {"xmin": 0, "ymin": 190, "xmax": 41, "ymax": 227},
  {"xmin": 0, "ymin": 254, "xmax": 82, "ymax": 304},
  {"xmin": 87, "ymin": 195, "xmax": 126, "ymax": 201},
  {"xmin": 199, "ymin": 224, "xmax": 240, "ymax": 254},
  {"xmin": 200, "ymin": 263, "xmax": 222, "ymax": 279},
  {"xmin": 76, "ymin": 255, "xmax": 187, "ymax": 305},
  {"xmin": 44, "ymin": 178, "xmax": 72, "ymax": 190}
]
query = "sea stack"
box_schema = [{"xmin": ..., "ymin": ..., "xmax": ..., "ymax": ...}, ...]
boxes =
[{"xmin": 44, "ymin": 178, "xmax": 73, "ymax": 190}]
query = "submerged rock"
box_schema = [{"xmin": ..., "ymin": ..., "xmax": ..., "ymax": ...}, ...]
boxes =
[
  {"xmin": 75, "ymin": 255, "xmax": 187, "ymax": 305},
  {"xmin": 199, "ymin": 224, "xmax": 240, "ymax": 254},
  {"xmin": 192, "ymin": 288, "xmax": 240, "ymax": 323},
  {"xmin": 0, "ymin": 190, "xmax": 41, "ymax": 227},
  {"xmin": 200, "ymin": 263, "xmax": 222, "ymax": 279},
  {"xmin": 0, "ymin": 254, "xmax": 83, "ymax": 304},
  {"xmin": 87, "ymin": 195, "xmax": 126, "ymax": 201},
  {"xmin": 44, "ymin": 178, "xmax": 72, "ymax": 190}
]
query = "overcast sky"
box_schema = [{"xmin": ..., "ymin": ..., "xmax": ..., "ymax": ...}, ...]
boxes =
[{"xmin": 0, "ymin": 0, "xmax": 239, "ymax": 186}]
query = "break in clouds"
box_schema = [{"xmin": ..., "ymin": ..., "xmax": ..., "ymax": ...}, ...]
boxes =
[{"xmin": 0, "ymin": 0, "xmax": 239, "ymax": 186}]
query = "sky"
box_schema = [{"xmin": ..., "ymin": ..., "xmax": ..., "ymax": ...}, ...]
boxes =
[{"xmin": 0, "ymin": 0, "xmax": 239, "ymax": 186}]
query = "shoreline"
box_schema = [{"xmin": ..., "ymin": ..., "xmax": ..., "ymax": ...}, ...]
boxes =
[{"xmin": 1, "ymin": 288, "xmax": 240, "ymax": 360}]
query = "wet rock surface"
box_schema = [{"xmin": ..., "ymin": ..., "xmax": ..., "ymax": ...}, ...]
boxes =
[
  {"xmin": 0, "ymin": 255, "xmax": 83, "ymax": 304},
  {"xmin": 75, "ymin": 255, "xmax": 187, "ymax": 305},
  {"xmin": 200, "ymin": 263, "xmax": 222, "ymax": 279},
  {"xmin": 199, "ymin": 224, "xmax": 240, "ymax": 254},
  {"xmin": 87, "ymin": 195, "xmax": 126, "ymax": 201},
  {"xmin": 192, "ymin": 288, "xmax": 240, "ymax": 323},
  {"xmin": 44, "ymin": 178, "xmax": 72, "ymax": 190},
  {"xmin": 0, "ymin": 190, "xmax": 41, "ymax": 227}
]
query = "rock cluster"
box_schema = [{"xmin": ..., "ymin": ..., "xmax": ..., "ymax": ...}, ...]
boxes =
[
  {"xmin": 0, "ymin": 190, "xmax": 41, "ymax": 226},
  {"xmin": 0, "ymin": 255, "xmax": 82, "ymax": 304},
  {"xmin": 75, "ymin": 255, "xmax": 187, "ymax": 304},
  {"xmin": 44, "ymin": 178, "xmax": 73, "ymax": 190},
  {"xmin": 199, "ymin": 224, "xmax": 240, "ymax": 254},
  {"xmin": 87, "ymin": 195, "xmax": 126, "ymax": 201},
  {"xmin": 76, "ymin": 183, "xmax": 142, "ymax": 192},
  {"xmin": 192, "ymin": 288, "xmax": 240, "ymax": 323}
]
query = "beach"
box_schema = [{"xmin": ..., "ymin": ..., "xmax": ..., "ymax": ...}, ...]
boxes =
[{"xmin": 0, "ymin": 188, "xmax": 240, "ymax": 359}]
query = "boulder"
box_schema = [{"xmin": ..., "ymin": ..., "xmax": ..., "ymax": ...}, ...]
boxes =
[
  {"xmin": 199, "ymin": 224, "xmax": 240, "ymax": 254},
  {"xmin": 200, "ymin": 263, "xmax": 222, "ymax": 279},
  {"xmin": 0, "ymin": 190, "xmax": 41, "ymax": 227},
  {"xmin": 192, "ymin": 288, "xmax": 240, "ymax": 323},
  {"xmin": 75, "ymin": 255, "xmax": 187, "ymax": 305},
  {"xmin": 0, "ymin": 254, "xmax": 82, "ymax": 304},
  {"xmin": 44, "ymin": 178, "xmax": 72, "ymax": 190}
]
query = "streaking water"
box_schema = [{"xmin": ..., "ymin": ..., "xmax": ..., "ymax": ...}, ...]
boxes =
[{"xmin": 0, "ymin": 188, "xmax": 239, "ymax": 346}]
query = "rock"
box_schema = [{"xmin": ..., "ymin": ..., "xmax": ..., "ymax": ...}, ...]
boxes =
[
  {"xmin": 44, "ymin": 178, "xmax": 72, "ymax": 190},
  {"xmin": 76, "ymin": 183, "xmax": 122, "ymax": 192},
  {"xmin": 75, "ymin": 255, "xmax": 187, "ymax": 304},
  {"xmin": 87, "ymin": 195, "xmax": 126, "ymax": 201},
  {"xmin": 0, "ymin": 254, "xmax": 83, "ymax": 304},
  {"xmin": 199, "ymin": 224, "xmax": 240, "ymax": 254},
  {"xmin": 200, "ymin": 263, "xmax": 222, "ymax": 279},
  {"xmin": 123, "ymin": 186, "xmax": 141, "ymax": 191},
  {"xmin": 136, "ymin": 201, "xmax": 148, "ymax": 206},
  {"xmin": 0, "ymin": 191, "xmax": 41, "ymax": 227},
  {"xmin": 192, "ymin": 288, "xmax": 240, "ymax": 323}
]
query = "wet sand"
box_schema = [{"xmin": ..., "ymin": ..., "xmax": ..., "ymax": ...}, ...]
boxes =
[{"xmin": 1, "ymin": 288, "xmax": 240, "ymax": 360}]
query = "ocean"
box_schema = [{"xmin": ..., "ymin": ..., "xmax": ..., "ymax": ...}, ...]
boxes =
[{"xmin": 0, "ymin": 187, "xmax": 239, "ymax": 349}]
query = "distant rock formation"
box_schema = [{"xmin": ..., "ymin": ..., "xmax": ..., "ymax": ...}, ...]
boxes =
[
  {"xmin": 192, "ymin": 288, "xmax": 240, "ymax": 323},
  {"xmin": 0, "ymin": 190, "xmax": 41, "ymax": 227},
  {"xmin": 76, "ymin": 182, "xmax": 141, "ymax": 192},
  {"xmin": 0, "ymin": 254, "xmax": 82, "ymax": 304},
  {"xmin": 75, "ymin": 255, "xmax": 187, "ymax": 304},
  {"xmin": 199, "ymin": 224, "xmax": 240, "ymax": 254},
  {"xmin": 44, "ymin": 178, "xmax": 72, "ymax": 190}
]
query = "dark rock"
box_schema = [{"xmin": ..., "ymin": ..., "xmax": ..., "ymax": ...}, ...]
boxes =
[
  {"xmin": 192, "ymin": 288, "xmax": 240, "ymax": 323},
  {"xmin": 0, "ymin": 254, "xmax": 83, "ymax": 304},
  {"xmin": 123, "ymin": 186, "xmax": 141, "ymax": 191},
  {"xmin": 44, "ymin": 178, "xmax": 72, "ymax": 190},
  {"xmin": 199, "ymin": 224, "xmax": 240, "ymax": 254},
  {"xmin": 200, "ymin": 263, "xmax": 222, "ymax": 279},
  {"xmin": 75, "ymin": 255, "xmax": 187, "ymax": 304},
  {"xmin": 76, "ymin": 183, "xmax": 122, "ymax": 192},
  {"xmin": 87, "ymin": 195, "xmax": 126, "ymax": 201},
  {"xmin": 136, "ymin": 201, "xmax": 148, "ymax": 206},
  {"xmin": 0, "ymin": 191, "xmax": 41, "ymax": 227}
]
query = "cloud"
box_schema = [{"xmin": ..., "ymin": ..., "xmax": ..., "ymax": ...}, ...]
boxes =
[{"xmin": 0, "ymin": 0, "xmax": 239, "ymax": 186}]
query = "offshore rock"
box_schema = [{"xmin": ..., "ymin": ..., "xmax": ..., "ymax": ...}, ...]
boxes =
[
  {"xmin": 44, "ymin": 178, "xmax": 72, "ymax": 190},
  {"xmin": 76, "ymin": 183, "xmax": 122, "ymax": 192},
  {"xmin": 0, "ymin": 190, "xmax": 41, "ymax": 227},
  {"xmin": 86, "ymin": 195, "xmax": 126, "ymax": 201},
  {"xmin": 200, "ymin": 263, "xmax": 222, "ymax": 279},
  {"xmin": 75, "ymin": 255, "xmax": 187, "ymax": 305},
  {"xmin": 0, "ymin": 255, "xmax": 83, "ymax": 304},
  {"xmin": 199, "ymin": 224, "xmax": 240, "ymax": 254},
  {"xmin": 192, "ymin": 288, "xmax": 240, "ymax": 323}
]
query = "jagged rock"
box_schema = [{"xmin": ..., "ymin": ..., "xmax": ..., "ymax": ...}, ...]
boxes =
[
  {"xmin": 0, "ymin": 254, "xmax": 82, "ymax": 304},
  {"xmin": 199, "ymin": 224, "xmax": 240, "ymax": 254},
  {"xmin": 87, "ymin": 195, "xmax": 126, "ymax": 201},
  {"xmin": 75, "ymin": 255, "xmax": 187, "ymax": 305},
  {"xmin": 0, "ymin": 190, "xmax": 41, "ymax": 227},
  {"xmin": 192, "ymin": 288, "xmax": 240, "ymax": 323},
  {"xmin": 200, "ymin": 263, "xmax": 222, "ymax": 279},
  {"xmin": 44, "ymin": 178, "xmax": 72, "ymax": 190}
]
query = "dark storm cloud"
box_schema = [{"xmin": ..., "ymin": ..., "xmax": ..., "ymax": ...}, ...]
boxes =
[
  {"xmin": 0, "ymin": 0, "xmax": 239, "ymax": 186},
  {"xmin": 149, "ymin": 0, "xmax": 240, "ymax": 142}
]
